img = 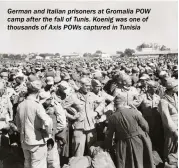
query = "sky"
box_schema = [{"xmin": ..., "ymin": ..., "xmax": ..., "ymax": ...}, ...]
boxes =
[{"xmin": 0, "ymin": 1, "xmax": 177, "ymax": 54}]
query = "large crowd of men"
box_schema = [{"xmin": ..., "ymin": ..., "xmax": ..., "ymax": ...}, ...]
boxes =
[{"xmin": 0, "ymin": 56, "xmax": 178, "ymax": 168}]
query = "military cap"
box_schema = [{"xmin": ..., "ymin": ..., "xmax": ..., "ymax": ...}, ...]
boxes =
[
  {"xmin": 159, "ymin": 71, "xmax": 168, "ymax": 78},
  {"xmin": 132, "ymin": 67, "xmax": 139, "ymax": 73},
  {"xmin": 93, "ymin": 71, "xmax": 102, "ymax": 79},
  {"xmin": 146, "ymin": 80, "xmax": 158, "ymax": 88},
  {"xmin": 140, "ymin": 74, "xmax": 150, "ymax": 80},
  {"xmin": 80, "ymin": 78, "xmax": 91, "ymax": 85},
  {"xmin": 91, "ymin": 79, "xmax": 102, "ymax": 87}
]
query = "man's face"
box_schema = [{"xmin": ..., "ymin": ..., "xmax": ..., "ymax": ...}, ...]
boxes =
[
  {"xmin": 140, "ymin": 79, "xmax": 147, "ymax": 87},
  {"xmin": 147, "ymin": 86, "xmax": 157, "ymax": 95},
  {"xmin": 93, "ymin": 86, "xmax": 101, "ymax": 94},
  {"xmin": 81, "ymin": 83, "xmax": 91, "ymax": 93},
  {"xmin": 123, "ymin": 80, "xmax": 131, "ymax": 90}
]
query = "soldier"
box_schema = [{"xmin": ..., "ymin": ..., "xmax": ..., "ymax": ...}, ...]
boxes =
[
  {"xmin": 136, "ymin": 74, "xmax": 150, "ymax": 94},
  {"xmin": 91, "ymin": 79, "xmax": 114, "ymax": 141},
  {"xmin": 62, "ymin": 78, "xmax": 104, "ymax": 156},
  {"xmin": 105, "ymin": 94, "xmax": 155, "ymax": 168},
  {"xmin": 15, "ymin": 76, "xmax": 53, "ymax": 168},
  {"xmin": 131, "ymin": 67, "xmax": 140, "ymax": 87},
  {"xmin": 114, "ymin": 74, "xmax": 140, "ymax": 107},
  {"xmin": 139, "ymin": 80, "xmax": 164, "ymax": 159},
  {"xmin": 158, "ymin": 78, "xmax": 178, "ymax": 168}
]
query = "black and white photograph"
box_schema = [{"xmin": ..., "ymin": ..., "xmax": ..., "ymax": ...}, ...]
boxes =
[{"xmin": 0, "ymin": 1, "xmax": 178, "ymax": 168}]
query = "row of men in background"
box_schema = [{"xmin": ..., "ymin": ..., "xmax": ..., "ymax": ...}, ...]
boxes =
[{"xmin": 0, "ymin": 56, "xmax": 177, "ymax": 168}]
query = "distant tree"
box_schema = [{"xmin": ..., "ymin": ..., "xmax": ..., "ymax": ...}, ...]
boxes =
[
  {"xmin": 116, "ymin": 51, "xmax": 125, "ymax": 57},
  {"xmin": 55, "ymin": 53, "xmax": 60, "ymax": 56},
  {"xmin": 160, "ymin": 45, "xmax": 170, "ymax": 51},
  {"xmin": 15, "ymin": 54, "xmax": 22, "ymax": 59},
  {"xmin": 116, "ymin": 51, "xmax": 123, "ymax": 55},
  {"xmin": 21, "ymin": 54, "xmax": 27, "ymax": 59},
  {"xmin": 124, "ymin": 48, "xmax": 135, "ymax": 57},
  {"xmin": 39, "ymin": 53, "xmax": 46, "ymax": 58},
  {"xmin": 39, "ymin": 53, "xmax": 54, "ymax": 57},
  {"xmin": 2, "ymin": 54, "xmax": 8, "ymax": 58},
  {"xmin": 83, "ymin": 53, "xmax": 92, "ymax": 57},
  {"xmin": 95, "ymin": 50, "xmax": 102, "ymax": 54},
  {"xmin": 136, "ymin": 43, "xmax": 149, "ymax": 51},
  {"xmin": 9, "ymin": 54, "xmax": 14, "ymax": 58},
  {"xmin": 136, "ymin": 43, "xmax": 170, "ymax": 51}
]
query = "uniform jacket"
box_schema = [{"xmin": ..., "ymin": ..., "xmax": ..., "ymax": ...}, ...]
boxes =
[
  {"xmin": 113, "ymin": 87, "xmax": 140, "ymax": 107},
  {"xmin": 15, "ymin": 95, "xmax": 53, "ymax": 146},
  {"xmin": 62, "ymin": 91, "xmax": 105, "ymax": 131}
]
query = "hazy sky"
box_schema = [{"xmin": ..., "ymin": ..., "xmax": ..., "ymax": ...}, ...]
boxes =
[{"xmin": 0, "ymin": 1, "xmax": 177, "ymax": 54}]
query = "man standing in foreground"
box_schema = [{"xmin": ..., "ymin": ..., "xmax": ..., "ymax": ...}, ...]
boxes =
[
  {"xmin": 15, "ymin": 75, "xmax": 53, "ymax": 168},
  {"xmin": 105, "ymin": 94, "xmax": 155, "ymax": 168}
]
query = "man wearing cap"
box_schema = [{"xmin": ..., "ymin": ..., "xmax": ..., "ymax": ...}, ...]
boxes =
[
  {"xmin": 34, "ymin": 67, "xmax": 43, "ymax": 79},
  {"xmin": 114, "ymin": 74, "xmax": 140, "ymax": 107},
  {"xmin": 91, "ymin": 79, "xmax": 114, "ymax": 104},
  {"xmin": 62, "ymin": 77, "xmax": 104, "ymax": 156},
  {"xmin": 39, "ymin": 91, "xmax": 64, "ymax": 168},
  {"xmin": 0, "ymin": 71, "xmax": 9, "ymax": 82},
  {"xmin": 104, "ymin": 94, "xmax": 155, "ymax": 168},
  {"xmin": 62, "ymin": 72, "xmax": 79, "ymax": 92},
  {"xmin": 138, "ymin": 80, "xmax": 164, "ymax": 158},
  {"xmin": 91, "ymin": 79, "xmax": 114, "ymax": 141},
  {"xmin": 136, "ymin": 74, "xmax": 150, "ymax": 94},
  {"xmin": 158, "ymin": 78, "xmax": 178, "ymax": 168},
  {"xmin": 15, "ymin": 75, "xmax": 53, "ymax": 168}
]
